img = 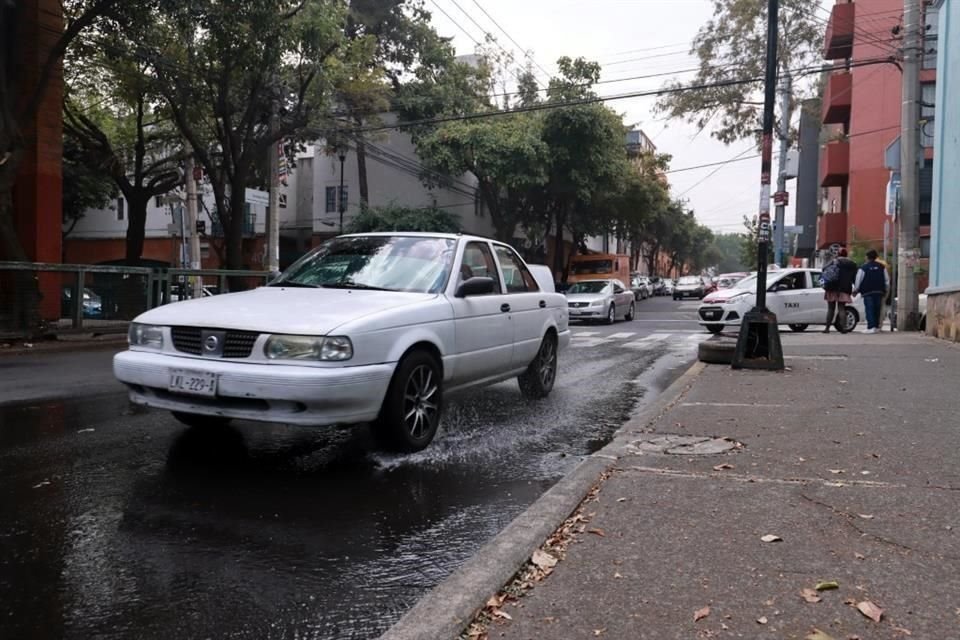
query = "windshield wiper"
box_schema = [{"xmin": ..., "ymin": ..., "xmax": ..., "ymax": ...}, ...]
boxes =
[
  {"xmin": 269, "ymin": 281, "xmax": 320, "ymax": 288},
  {"xmin": 322, "ymin": 282, "xmax": 395, "ymax": 292}
]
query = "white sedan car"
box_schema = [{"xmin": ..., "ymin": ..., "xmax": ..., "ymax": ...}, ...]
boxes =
[
  {"xmin": 565, "ymin": 279, "xmax": 636, "ymax": 324},
  {"xmin": 696, "ymin": 268, "xmax": 865, "ymax": 334},
  {"xmin": 114, "ymin": 233, "xmax": 571, "ymax": 452}
]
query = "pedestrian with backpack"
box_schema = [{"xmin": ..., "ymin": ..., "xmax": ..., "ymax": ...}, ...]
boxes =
[
  {"xmin": 854, "ymin": 249, "xmax": 890, "ymax": 333},
  {"xmin": 821, "ymin": 248, "xmax": 858, "ymax": 333}
]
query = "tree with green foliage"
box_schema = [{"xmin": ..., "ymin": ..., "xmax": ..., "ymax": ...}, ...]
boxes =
[
  {"xmin": 710, "ymin": 232, "xmax": 750, "ymax": 273},
  {"xmin": 144, "ymin": 0, "xmax": 359, "ymax": 271},
  {"xmin": 347, "ymin": 203, "xmax": 461, "ymax": 234},
  {"xmin": 62, "ymin": 135, "xmax": 117, "ymax": 239},
  {"xmin": 740, "ymin": 214, "xmax": 774, "ymax": 268},
  {"xmin": 654, "ymin": 0, "xmax": 824, "ymax": 143}
]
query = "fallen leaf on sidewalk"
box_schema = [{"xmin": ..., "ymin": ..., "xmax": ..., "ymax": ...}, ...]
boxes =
[
  {"xmin": 613, "ymin": 572, "xmax": 623, "ymax": 579},
  {"xmin": 587, "ymin": 528, "xmax": 606, "ymax": 537},
  {"xmin": 805, "ymin": 630, "xmax": 836, "ymax": 640},
  {"xmin": 713, "ymin": 463, "xmax": 734, "ymax": 471},
  {"xmin": 756, "ymin": 616, "xmax": 768, "ymax": 624},
  {"xmin": 492, "ymin": 609, "xmax": 512, "ymax": 621},
  {"xmin": 855, "ymin": 600, "xmax": 883, "ymax": 622},
  {"xmin": 892, "ymin": 625, "xmax": 912, "ymax": 635},
  {"xmin": 531, "ymin": 550, "xmax": 557, "ymax": 570},
  {"xmin": 854, "ymin": 552, "xmax": 866, "ymax": 560},
  {"xmin": 760, "ymin": 534, "xmax": 782, "ymax": 543},
  {"xmin": 828, "ymin": 469, "xmax": 846, "ymax": 474},
  {"xmin": 858, "ymin": 514, "xmax": 875, "ymax": 520},
  {"xmin": 815, "ymin": 580, "xmax": 840, "ymax": 591},
  {"xmin": 694, "ymin": 606, "xmax": 711, "ymax": 622},
  {"xmin": 593, "ymin": 629, "xmax": 606, "ymax": 637},
  {"xmin": 485, "ymin": 594, "xmax": 504, "ymax": 608},
  {"xmin": 616, "ymin": 497, "xmax": 627, "ymax": 502},
  {"xmin": 801, "ymin": 588, "xmax": 822, "ymax": 603}
]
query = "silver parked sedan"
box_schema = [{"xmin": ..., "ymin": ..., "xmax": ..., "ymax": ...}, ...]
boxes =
[{"xmin": 565, "ymin": 279, "xmax": 636, "ymax": 324}]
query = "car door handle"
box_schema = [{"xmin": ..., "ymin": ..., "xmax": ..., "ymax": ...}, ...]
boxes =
[
  {"xmin": 539, "ymin": 300, "xmax": 546, "ymax": 308},
  {"xmin": 500, "ymin": 303, "xmax": 511, "ymax": 313}
]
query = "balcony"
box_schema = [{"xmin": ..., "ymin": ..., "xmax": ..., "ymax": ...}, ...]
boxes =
[
  {"xmin": 822, "ymin": 72, "xmax": 852, "ymax": 125},
  {"xmin": 824, "ymin": 3, "xmax": 856, "ymax": 60},
  {"xmin": 817, "ymin": 212, "xmax": 848, "ymax": 248},
  {"xmin": 820, "ymin": 140, "xmax": 850, "ymax": 187}
]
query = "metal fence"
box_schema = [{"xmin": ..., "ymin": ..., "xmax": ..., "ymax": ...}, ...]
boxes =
[{"xmin": 0, "ymin": 262, "xmax": 272, "ymax": 337}]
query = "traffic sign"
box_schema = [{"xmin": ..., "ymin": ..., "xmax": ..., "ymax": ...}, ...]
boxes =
[
  {"xmin": 773, "ymin": 191, "xmax": 789, "ymax": 205},
  {"xmin": 196, "ymin": 220, "xmax": 206, "ymax": 234}
]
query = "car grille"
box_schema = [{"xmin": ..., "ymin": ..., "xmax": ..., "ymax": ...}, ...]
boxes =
[
  {"xmin": 699, "ymin": 307, "xmax": 724, "ymax": 321},
  {"xmin": 568, "ymin": 302, "xmax": 589, "ymax": 308},
  {"xmin": 170, "ymin": 326, "xmax": 260, "ymax": 358}
]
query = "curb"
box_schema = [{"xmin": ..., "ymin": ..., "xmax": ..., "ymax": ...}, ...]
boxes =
[{"xmin": 379, "ymin": 360, "xmax": 707, "ymax": 640}]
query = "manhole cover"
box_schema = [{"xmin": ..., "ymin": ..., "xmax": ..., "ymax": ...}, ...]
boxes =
[{"xmin": 629, "ymin": 435, "xmax": 743, "ymax": 455}]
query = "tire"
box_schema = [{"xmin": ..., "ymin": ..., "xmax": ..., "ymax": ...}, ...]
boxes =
[
  {"xmin": 698, "ymin": 339, "xmax": 736, "ymax": 365},
  {"xmin": 788, "ymin": 324, "xmax": 809, "ymax": 332},
  {"xmin": 836, "ymin": 308, "xmax": 859, "ymax": 334},
  {"xmin": 171, "ymin": 411, "xmax": 232, "ymax": 429},
  {"xmin": 372, "ymin": 350, "xmax": 443, "ymax": 452},
  {"xmin": 625, "ymin": 302, "xmax": 635, "ymax": 322},
  {"xmin": 705, "ymin": 324, "xmax": 724, "ymax": 335},
  {"xmin": 605, "ymin": 304, "xmax": 616, "ymax": 325},
  {"xmin": 518, "ymin": 334, "xmax": 558, "ymax": 399}
]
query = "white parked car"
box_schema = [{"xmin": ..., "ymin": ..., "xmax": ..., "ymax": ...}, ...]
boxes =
[
  {"xmin": 565, "ymin": 279, "xmax": 636, "ymax": 324},
  {"xmin": 114, "ymin": 233, "xmax": 571, "ymax": 452},
  {"xmin": 696, "ymin": 268, "xmax": 865, "ymax": 334}
]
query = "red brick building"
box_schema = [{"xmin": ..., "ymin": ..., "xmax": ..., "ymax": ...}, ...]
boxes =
[{"xmin": 819, "ymin": 0, "xmax": 936, "ymax": 289}]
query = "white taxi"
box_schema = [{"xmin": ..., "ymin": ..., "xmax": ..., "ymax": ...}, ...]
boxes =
[
  {"xmin": 114, "ymin": 233, "xmax": 571, "ymax": 452},
  {"xmin": 696, "ymin": 268, "xmax": 865, "ymax": 334}
]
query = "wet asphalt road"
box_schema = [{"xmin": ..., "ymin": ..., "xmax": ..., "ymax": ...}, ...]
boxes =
[{"xmin": 0, "ymin": 297, "xmax": 704, "ymax": 640}]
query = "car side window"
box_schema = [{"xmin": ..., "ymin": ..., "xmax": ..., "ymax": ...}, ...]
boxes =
[
  {"xmin": 811, "ymin": 272, "xmax": 823, "ymax": 288},
  {"xmin": 613, "ymin": 280, "xmax": 626, "ymax": 294},
  {"xmin": 494, "ymin": 246, "xmax": 540, "ymax": 293},
  {"xmin": 459, "ymin": 242, "xmax": 502, "ymax": 294}
]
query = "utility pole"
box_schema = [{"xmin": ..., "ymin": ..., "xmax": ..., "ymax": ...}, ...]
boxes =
[
  {"xmin": 897, "ymin": 0, "xmax": 922, "ymax": 331},
  {"xmin": 773, "ymin": 71, "xmax": 792, "ymax": 268},
  {"xmin": 265, "ymin": 88, "xmax": 280, "ymax": 274},
  {"xmin": 732, "ymin": 0, "xmax": 784, "ymax": 371},
  {"xmin": 184, "ymin": 151, "xmax": 202, "ymax": 298}
]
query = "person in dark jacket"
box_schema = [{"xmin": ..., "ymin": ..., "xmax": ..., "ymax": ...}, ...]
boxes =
[
  {"xmin": 854, "ymin": 249, "xmax": 890, "ymax": 333},
  {"xmin": 822, "ymin": 248, "xmax": 858, "ymax": 333}
]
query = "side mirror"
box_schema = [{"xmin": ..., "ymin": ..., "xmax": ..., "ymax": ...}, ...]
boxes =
[{"xmin": 456, "ymin": 276, "xmax": 496, "ymax": 297}]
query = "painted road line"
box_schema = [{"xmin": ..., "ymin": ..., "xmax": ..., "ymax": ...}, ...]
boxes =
[
  {"xmin": 607, "ymin": 332, "xmax": 637, "ymax": 339},
  {"xmin": 570, "ymin": 337, "xmax": 613, "ymax": 348},
  {"xmin": 623, "ymin": 333, "xmax": 672, "ymax": 349},
  {"xmin": 571, "ymin": 330, "xmax": 600, "ymax": 336}
]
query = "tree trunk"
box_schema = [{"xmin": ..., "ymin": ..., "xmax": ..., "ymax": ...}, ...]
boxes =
[
  {"xmin": 354, "ymin": 131, "xmax": 369, "ymax": 207},
  {"xmin": 124, "ymin": 193, "xmax": 149, "ymax": 263},
  {"xmin": 0, "ymin": 175, "xmax": 42, "ymax": 335},
  {"xmin": 552, "ymin": 209, "xmax": 566, "ymax": 278}
]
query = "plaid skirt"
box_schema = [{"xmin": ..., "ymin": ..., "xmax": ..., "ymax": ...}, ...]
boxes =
[{"xmin": 824, "ymin": 291, "xmax": 853, "ymax": 303}]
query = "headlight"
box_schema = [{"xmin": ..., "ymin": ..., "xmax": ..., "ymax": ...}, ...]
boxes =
[
  {"xmin": 724, "ymin": 293, "xmax": 750, "ymax": 304},
  {"xmin": 590, "ymin": 299, "xmax": 604, "ymax": 307},
  {"xmin": 264, "ymin": 335, "xmax": 353, "ymax": 361},
  {"xmin": 128, "ymin": 323, "xmax": 164, "ymax": 347}
]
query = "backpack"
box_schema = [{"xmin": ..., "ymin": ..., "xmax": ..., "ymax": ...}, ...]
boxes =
[{"xmin": 822, "ymin": 261, "xmax": 840, "ymax": 285}]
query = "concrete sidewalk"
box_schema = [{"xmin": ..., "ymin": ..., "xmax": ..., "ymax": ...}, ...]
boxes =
[{"xmin": 386, "ymin": 333, "xmax": 960, "ymax": 640}]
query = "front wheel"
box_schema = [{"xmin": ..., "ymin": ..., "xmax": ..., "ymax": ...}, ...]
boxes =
[
  {"xmin": 172, "ymin": 412, "xmax": 232, "ymax": 429},
  {"xmin": 605, "ymin": 304, "xmax": 616, "ymax": 325},
  {"xmin": 705, "ymin": 324, "xmax": 723, "ymax": 335},
  {"xmin": 518, "ymin": 334, "xmax": 558, "ymax": 399},
  {"xmin": 837, "ymin": 308, "xmax": 859, "ymax": 334},
  {"xmin": 788, "ymin": 324, "xmax": 809, "ymax": 332},
  {"xmin": 373, "ymin": 350, "xmax": 443, "ymax": 452},
  {"xmin": 625, "ymin": 303, "xmax": 635, "ymax": 322}
]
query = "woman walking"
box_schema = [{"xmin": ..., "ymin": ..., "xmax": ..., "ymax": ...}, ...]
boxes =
[{"xmin": 821, "ymin": 248, "xmax": 858, "ymax": 333}]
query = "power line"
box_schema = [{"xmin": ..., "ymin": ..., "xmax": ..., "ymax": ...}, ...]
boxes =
[
  {"xmin": 674, "ymin": 146, "xmax": 757, "ymax": 198},
  {"xmin": 468, "ymin": 0, "xmax": 553, "ymax": 83},
  {"xmin": 664, "ymin": 154, "xmax": 761, "ymax": 174}
]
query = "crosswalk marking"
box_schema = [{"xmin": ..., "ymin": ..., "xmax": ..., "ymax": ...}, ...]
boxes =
[
  {"xmin": 571, "ymin": 330, "xmax": 600, "ymax": 337},
  {"xmin": 607, "ymin": 332, "xmax": 637, "ymax": 339},
  {"xmin": 569, "ymin": 331, "xmax": 710, "ymax": 351}
]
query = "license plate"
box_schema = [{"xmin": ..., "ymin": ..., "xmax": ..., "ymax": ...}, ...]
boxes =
[
  {"xmin": 705, "ymin": 311, "xmax": 720, "ymax": 320},
  {"xmin": 169, "ymin": 369, "xmax": 218, "ymax": 397}
]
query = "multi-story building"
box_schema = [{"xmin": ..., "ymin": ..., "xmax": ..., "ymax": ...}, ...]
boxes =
[
  {"xmin": 927, "ymin": 0, "xmax": 958, "ymax": 340},
  {"xmin": 818, "ymin": 0, "xmax": 939, "ymax": 292}
]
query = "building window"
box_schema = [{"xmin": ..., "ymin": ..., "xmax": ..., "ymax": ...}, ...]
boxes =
[
  {"xmin": 920, "ymin": 159, "xmax": 933, "ymax": 227},
  {"xmin": 155, "ymin": 195, "xmax": 162, "ymax": 208},
  {"xmin": 117, "ymin": 198, "xmax": 125, "ymax": 221},
  {"xmin": 325, "ymin": 186, "xmax": 336, "ymax": 213},
  {"xmin": 921, "ymin": 83, "xmax": 936, "ymax": 148},
  {"xmin": 920, "ymin": 237, "xmax": 931, "ymax": 258},
  {"xmin": 923, "ymin": 6, "xmax": 939, "ymax": 69}
]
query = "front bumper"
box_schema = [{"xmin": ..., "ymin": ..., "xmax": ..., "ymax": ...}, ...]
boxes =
[
  {"xmin": 697, "ymin": 305, "xmax": 743, "ymax": 325},
  {"xmin": 568, "ymin": 307, "xmax": 605, "ymax": 319},
  {"xmin": 114, "ymin": 350, "xmax": 395, "ymax": 426},
  {"xmin": 674, "ymin": 289, "xmax": 703, "ymax": 298}
]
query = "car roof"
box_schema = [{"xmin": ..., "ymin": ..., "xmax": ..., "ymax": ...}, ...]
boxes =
[{"xmin": 339, "ymin": 231, "xmax": 491, "ymax": 242}]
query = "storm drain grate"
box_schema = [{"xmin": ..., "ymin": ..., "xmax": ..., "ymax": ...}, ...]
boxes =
[{"xmin": 628, "ymin": 435, "xmax": 743, "ymax": 455}]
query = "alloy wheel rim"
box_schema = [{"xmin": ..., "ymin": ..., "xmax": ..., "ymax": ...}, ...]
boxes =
[
  {"xmin": 402, "ymin": 364, "xmax": 438, "ymax": 439},
  {"xmin": 539, "ymin": 340, "xmax": 557, "ymax": 388},
  {"xmin": 609, "ymin": 306, "xmax": 615, "ymax": 322}
]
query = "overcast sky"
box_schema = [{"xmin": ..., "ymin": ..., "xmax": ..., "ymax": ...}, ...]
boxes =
[{"xmin": 423, "ymin": 0, "xmax": 832, "ymax": 236}]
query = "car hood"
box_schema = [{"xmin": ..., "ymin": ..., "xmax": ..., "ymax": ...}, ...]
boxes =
[
  {"xmin": 703, "ymin": 289, "xmax": 752, "ymax": 304},
  {"xmin": 566, "ymin": 293, "xmax": 607, "ymax": 303},
  {"xmin": 135, "ymin": 286, "xmax": 437, "ymax": 335}
]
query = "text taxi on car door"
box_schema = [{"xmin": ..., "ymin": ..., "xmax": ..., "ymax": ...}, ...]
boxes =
[{"xmin": 696, "ymin": 268, "xmax": 865, "ymax": 334}]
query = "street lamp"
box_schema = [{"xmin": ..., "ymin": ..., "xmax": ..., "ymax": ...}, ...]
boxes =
[{"xmin": 338, "ymin": 148, "xmax": 346, "ymax": 235}]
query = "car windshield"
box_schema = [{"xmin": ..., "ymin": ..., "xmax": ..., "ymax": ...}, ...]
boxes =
[
  {"xmin": 274, "ymin": 235, "xmax": 456, "ymax": 293},
  {"xmin": 568, "ymin": 281, "xmax": 609, "ymax": 294},
  {"xmin": 733, "ymin": 275, "xmax": 758, "ymax": 290},
  {"xmin": 677, "ymin": 276, "xmax": 701, "ymax": 285},
  {"xmin": 570, "ymin": 260, "xmax": 613, "ymax": 275}
]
